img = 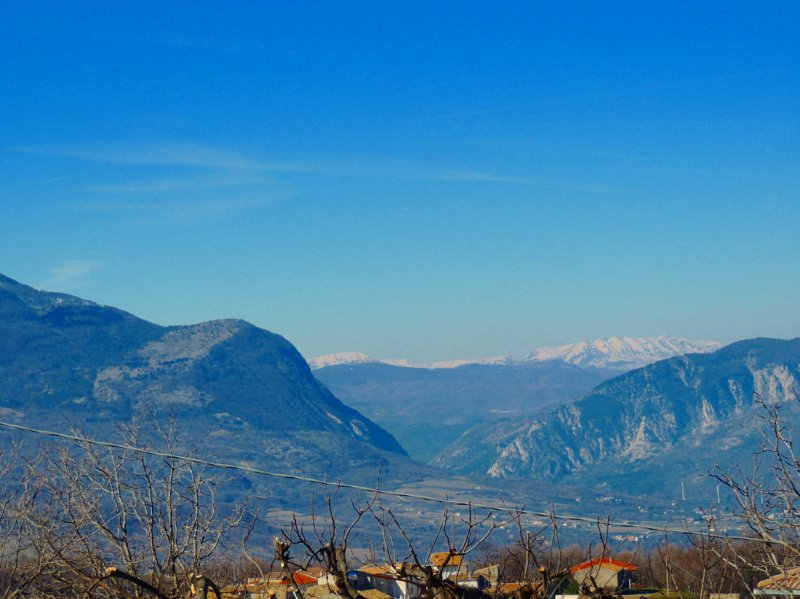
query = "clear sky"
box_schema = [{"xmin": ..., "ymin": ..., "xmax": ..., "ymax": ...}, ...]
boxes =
[{"xmin": 2, "ymin": 2, "xmax": 798, "ymax": 362}]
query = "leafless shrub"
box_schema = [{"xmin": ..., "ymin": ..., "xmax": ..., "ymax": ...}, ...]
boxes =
[{"xmin": 16, "ymin": 416, "xmax": 245, "ymax": 597}]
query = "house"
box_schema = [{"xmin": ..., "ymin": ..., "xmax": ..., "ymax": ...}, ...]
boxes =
[
  {"xmin": 353, "ymin": 555, "xmax": 498, "ymax": 599},
  {"xmin": 355, "ymin": 564, "xmax": 421, "ymax": 599},
  {"xmin": 447, "ymin": 572, "xmax": 490, "ymax": 591},
  {"xmin": 430, "ymin": 552, "xmax": 466, "ymax": 580},
  {"xmin": 569, "ymin": 557, "xmax": 637, "ymax": 592},
  {"xmin": 221, "ymin": 571, "xmax": 319, "ymax": 599},
  {"xmin": 755, "ymin": 567, "xmax": 800, "ymax": 595}
]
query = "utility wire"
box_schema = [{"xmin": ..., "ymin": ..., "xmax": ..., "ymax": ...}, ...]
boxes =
[{"xmin": 0, "ymin": 419, "xmax": 760, "ymax": 543}]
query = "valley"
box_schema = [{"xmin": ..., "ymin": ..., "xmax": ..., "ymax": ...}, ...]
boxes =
[{"xmin": 2, "ymin": 271, "xmax": 795, "ymax": 530}]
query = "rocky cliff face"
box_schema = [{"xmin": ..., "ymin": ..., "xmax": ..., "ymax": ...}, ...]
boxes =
[
  {"xmin": 0, "ymin": 273, "xmax": 408, "ymax": 487},
  {"xmin": 436, "ymin": 338, "xmax": 800, "ymax": 495}
]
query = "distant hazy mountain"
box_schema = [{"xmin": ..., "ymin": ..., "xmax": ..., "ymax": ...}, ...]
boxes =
[
  {"xmin": 0, "ymin": 273, "xmax": 410, "ymax": 491},
  {"xmin": 312, "ymin": 336, "xmax": 720, "ymax": 373},
  {"xmin": 308, "ymin": 352, "xmax": 512, "ymax": 370},
  {"xmin": 436, "ymin": 337, "xmax": 800, "ymax": 500},
  {"xmin": 313, "ymin": 360, "xmax": 614, "ymax": 462},
  {"xmin": 525, "ymin": 335, "xmax": 721, "ymax": 371}
]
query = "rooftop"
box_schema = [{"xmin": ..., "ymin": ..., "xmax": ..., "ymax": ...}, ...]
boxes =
[
  {"xmin": 758, "ymin": 567, "xmax": 800, "ymax": 591},
  {"xmin": 431, "ymin": 552, "xmax": 464, "ymax": 567},
  {"xmin": 570, "ymin": 558, "xmax": 638, "ymax": 573}
]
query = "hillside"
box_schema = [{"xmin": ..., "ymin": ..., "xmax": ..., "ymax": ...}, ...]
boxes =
[
  {"xmin": 436, "ymin": 338, "xmax": 800, "ymax": 500},
  {"xmin": 0, "ymin": 273, "xmax": 411, "ymax": 491},
  {"xmin": 0, "ymin": 272, "xmax": 768, "ymax": 525}
]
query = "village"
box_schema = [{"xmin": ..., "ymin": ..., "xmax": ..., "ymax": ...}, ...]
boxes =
[{"xmin": 211, "ymin": 550, "xmax": 800, "ymax": 599}]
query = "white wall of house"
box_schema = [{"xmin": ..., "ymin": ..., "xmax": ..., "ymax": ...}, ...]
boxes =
[
  {"xmin": 362, "ymin": 575, "xmax": 420, "ymax": 599},
  {"xmin": 572, "ymin": 565, "xmax": 622, "ymax": 590}
]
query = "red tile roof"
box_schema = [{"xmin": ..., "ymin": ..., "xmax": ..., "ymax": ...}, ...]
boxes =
[
  {"xmin": 261, "ymin": 572, "xmax": 318, "ymax": 586},
  {"xmin": 570, "ymin": 558, "xmax": 637, "ymax": 573}
]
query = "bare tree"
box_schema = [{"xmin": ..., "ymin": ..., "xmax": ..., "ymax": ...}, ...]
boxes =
[
  {"xmin": 279, "ymin": 487, "xmax": 383, "ymax": 599},
  {"xmin": 368, "ymin": 500, "xmax": 510, "ymax": 599},
  {"xmin": 21, "ymin": 416, "xmax": 245, "ymax": 597},
  {"xmin": 711, "ymin": 391, "xmax": 800, "ymax": 580},
  {"xmin": 0, "ymin": 446, "xmax": 65, "ymax": 598},
  {"xmin": 490, "ymin": 511, "xmax": 575, "ymax": 599}
]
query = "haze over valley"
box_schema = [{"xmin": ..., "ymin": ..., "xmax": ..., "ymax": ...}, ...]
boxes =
[
  {"xmin": 2, "ymin": 271, "xmax": 798, "ymax": 521},
  {"xmin": 1, "ymin": 3, "xmax": 798, "ymax": 595}
]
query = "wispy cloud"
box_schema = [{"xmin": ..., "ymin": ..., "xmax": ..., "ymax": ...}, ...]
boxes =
[
  {"xmin": 38, "ymin": 259, "xmax": 101, "ymax": 292},
  {"xmin": 527, "ymin": 176, "xmax": 627, "ymax": 194},
  {"xmin": 11, "ymin": 142, "xmax": 296, "ymax": 219},
  {"xmin": 13, "ymin": 142, "xmax": 534, "ymax": 185},
  {"xmin": 12, "ymin": 141, "xmax": 626, "ymax": 205},
  {"xmin": 86, "ymin": 173, "xmax": 268, "ymax": 194},
  {"xmin": 14, "ymin": 142, "xmax": 264, "ymax": 170},
  {"xmin": 75, "ymin": 195, "xmax": 277, "ymax": 219},
  {"xmin": 11, "ymin": 174, "xmax": 81, "ymax": 188}
]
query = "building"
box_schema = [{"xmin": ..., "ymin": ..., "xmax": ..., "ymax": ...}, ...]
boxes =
[
  {"xmin": 755, "ymin": 567, "xmax": 800, "ymax": 596},
  {"xmin": 353, "ymin": 557, "xmax": 491, "ymax": 599},
  {"xmin": 355, "ymin": 565, "xmax": 421, "ymax": 599},
  {"xmin": 221, "ymin": 571, "xmax": 319, "ymax": 599},
  {"xmin": 569, "ymin": 557, "xmax": 637, "ymax": 592},
  {"xmin": 430, "ymin": 552, "xmax": 466, "ymax": 580}
]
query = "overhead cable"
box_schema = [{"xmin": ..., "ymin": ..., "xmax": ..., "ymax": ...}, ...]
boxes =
[{"xmin": 0, "ymin": 419, "xmax": 761, "ymax": 543}]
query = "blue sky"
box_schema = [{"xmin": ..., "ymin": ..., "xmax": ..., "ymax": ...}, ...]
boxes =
[{"xmin": 2, "ymin": 2, "xmax": 798, "ymax": 361}]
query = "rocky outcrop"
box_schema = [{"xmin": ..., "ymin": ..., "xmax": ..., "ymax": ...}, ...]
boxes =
[{"xmin": 436, "ymin": 338, "xmax": 800, "ymax": 493}]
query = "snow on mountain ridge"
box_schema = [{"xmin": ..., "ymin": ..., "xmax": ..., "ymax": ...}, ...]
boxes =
[
  {"xmin": 525, "ymin": 335, "xmax": 721, "ymax": 370},
  {"xmin": 308, "ymin": 352, "xmax": 375, "ymax": 370},
  {"xmin": 309, "ymin": 336, "xmax": 721, "ymax": 372},
  {"xmin": 308, "ymin": 353, "xmax": 512, "ymax": 370}
]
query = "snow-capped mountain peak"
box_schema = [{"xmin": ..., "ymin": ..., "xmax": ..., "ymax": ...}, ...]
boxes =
[
  {"xmin": 310, "ymin": 336, "xmax": 722, "ymax": 372},
  {"xmin": 524, "ymin": 335, "xmax": 721, "ymax": 370},
  {"xmin": 307, "ymin": 352, "xmax": 376, "ymax": 370}
]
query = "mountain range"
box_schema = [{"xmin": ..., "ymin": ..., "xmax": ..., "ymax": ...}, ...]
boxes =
[
  {"xmin": 436, "ymin": 337, "xmax": 800, "ymax": 501},
  {"xmin": 525, "ymin": 335, "xmax": 722, "ymax": 371},
  {"xmin": 310, "ymin": 335, "xmax": 721, "ymax": 373},
  {"xmin": 3, "ymin": 270, "xmax": 798, "ymax": 520},
  {"xmin": 311, "ymin": 336, "xmax": 724, "ymax": 463}
]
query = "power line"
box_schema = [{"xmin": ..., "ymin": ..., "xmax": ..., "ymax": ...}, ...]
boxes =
[{"xmin": 0, "ymin": 419, "xmax": 759, "ymax": 543}]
